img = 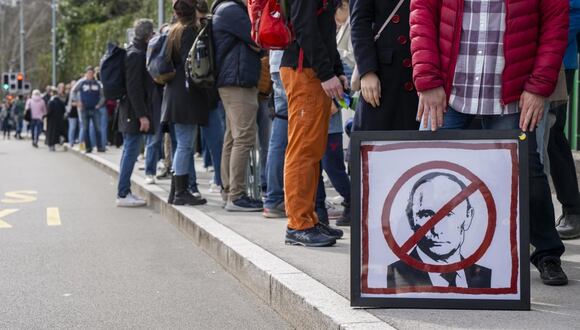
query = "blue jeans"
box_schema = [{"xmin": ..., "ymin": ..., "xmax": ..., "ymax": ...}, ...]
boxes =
[
  {"xmin": 257, "ymin": 99, "xmax": 272, "ymax": 190},
  {"xmin": 172, "ymin": 123, "xmax": 199, "ymax": 190},
  {"xmin": 441, "ymin": 107, "xmax": 565, "ymax": 264},
  {"xmin": 16, "ymin": 117, "xmax": 23, "ymax": 135},
  {"xmin": 117, "ymin": 133, "xmax": 142, "ymax": 198},
  {"xmin": 145, "ymin": 130, "xmax": 163, "ymax": 176},
  {"xmin": 89, "ymin": 107, "xmax": 108, "ymax": 149},
  {"xmin": 264, "ymin": 72, "xmax": 288, "ymax": 208},
  {"xmin": 82, "ymin": 108, "xmax": 103, "ymax": 151},
  {"xmin": 315, "ymin": 133, "xmax": 351, "ymax": 202},
  {"xmin": 68, "ymin": 117, "xmax": 78, "ymax": 145},
  {"xmin": 31, "ymin": 119, "xmax": 43, "ymax": 144},
  {"xmin": 200, "ymin": 102, "xmax": 226, "ymax": 186}
]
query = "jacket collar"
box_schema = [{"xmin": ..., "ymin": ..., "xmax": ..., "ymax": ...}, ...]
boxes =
[{"xmin": 132, "ymin": 38, "xmax": 148, "ymax": 51}]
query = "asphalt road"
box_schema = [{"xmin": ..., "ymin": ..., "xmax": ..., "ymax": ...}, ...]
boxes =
[{"xmin": 0, "ymin": 139, "xmax": 291, "ymax": 330}]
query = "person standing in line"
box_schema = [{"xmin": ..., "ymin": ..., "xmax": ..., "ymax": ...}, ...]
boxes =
[
  {"xmin": 256, "ymin": 55, "xmax": 273, "ymax": 196},
  {"xmin": 212, "ymin": 0, "xmax": 263, "ymax": 211},
  {"xmin": 66, "ymin": 80, "xmax": 80, "ymax": 147},
  {"xmin": 163, "ymin": 0, "xmax": 209, "ymax": 206},
  {"xmin": 262, "ymin": 50, "xmax": 288, "ymax": 218},
  {"xmin": 26, "ymin": 90, "xmax": 47, "ymax": 148},
  {"xmin": 1, "ymin": 101, "xmax": 14, "ymax": 140},
  {"xmin": 280, "ymin": 0, "xmax": 346, "ymax": 247},
  {"xmin": 46, "ymin": 83, "xmax": 67, "ymax": 151},
  {"xmin": 72, "ymin": 66, "xmax": 105, "ymax": 153},
  {"xmin": 11, "ymin": 95, "xmax": 25, "ymax": 140},
  {"xmin": 116, "ymin": 19, "xmax": 156, "ymax": 207}
]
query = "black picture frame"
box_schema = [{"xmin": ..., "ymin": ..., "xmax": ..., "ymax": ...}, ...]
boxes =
[{"xmin": 350, "ymin": 130, "xmax": 530, "ymax": 310}]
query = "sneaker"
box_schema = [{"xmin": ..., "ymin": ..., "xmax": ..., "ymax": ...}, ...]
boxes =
[
  {"xmin": 116, "ymin": 193, "xmax": 147, "ymax": 207},
  {"xmin": 556, "ymin": 213, "xmax": 580, "ymax": 240},
  {"xmin": 316, "ymin": 222, "xmax": 343, "ymax": 239},
  {"xmin": 156, "ymin": 170, "xmax": 171, "ymax": 180},
  {"xmin": 537, "ymin": 257, "xmax": 568, "ymax": 286},
  {"xmin": 263, "ymin": 202, "xmax": 286, "ymax": 218},
  {"xmin": 145, "ymin": 175, "xmax": 156, "ymax": 185},
  {"xmin": 209, "ymin": 183, "xmax": 222, "ymax": 194},
  {"xmin": 285, "ymin": 226, "xmax": 336, "ymax": 247},
  {"xmin": 335, "ymin": 204, "xmax": 351, "ymax": 227},
  {"xmin": 225, "ymin": 195, "xmax": 263, "ymax": 212},
  {"xmin": 97, "ymin": 148, "xmax": 106, "ymax": 153}
]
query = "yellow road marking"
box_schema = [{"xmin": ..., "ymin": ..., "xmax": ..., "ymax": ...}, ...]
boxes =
[
  {"xmin": 1, "ymin": 191, "xmax": 38, "ymax": 204},
  {"xmin": 0, "ymin": 209, "xmax": 19, "ymax": 229},
  {"xmin": 47, "ymin": 207, "xmax": 61, "ymax": 226}
]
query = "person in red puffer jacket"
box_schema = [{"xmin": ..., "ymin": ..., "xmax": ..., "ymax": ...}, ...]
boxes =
[{"xmin": 410, "ymin": 0, "xmax": 570, "ymax": 286}]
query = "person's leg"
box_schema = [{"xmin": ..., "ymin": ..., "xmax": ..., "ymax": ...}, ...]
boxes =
[
  {"xmin": 188, "ymin": 125, "xmax": 200, "ymax": 192},
  {"xmin": 315, "ymin": 165, "xmax": 328, "ymax": 224},
  {"xmin": 117, "ymin": 133, "xmax": 142, "ymax": 198},
  {"xmin": 89, "ymin": 116, "xmax": 97, "ymax": 149},
  {"xmin": 200, "ymin": 103, "xmax": 225, "ymax": 187},
  {"xmin": 68, "ymin": 118, "xmax": 77, "ymax": 146},
  {"xmin": 145, "ymin": 133, "xmax": 160, "ymax": 176},
  {"xmin": 92, "ymin": 110, "xmax": 103, "ymax": 151},
  {"xmin": 264, "ymin": 72, "xmax": 289, "ymax": 211},
  {"xmin": 35, "ymin": 119, "xmax": 43, "ymax": 144},
  {"xmin": 221, "ymin": 114, "xmax": 233, "ymax": 199},
  {"xmin": 482, "ymin": 114, "xmax": 565, "ymax": 280},
  {"xmin": 219, "ymin": 87, "xmax": 259, "ymax": 202},
  {"xmin": 322, "ymin": 133, "xmax": 351, "ymax": 201},
  {"xmin": 82, "ymin": 109, "xmax": 93, "ymax": 151},
  {"xmin": 99, "ymin": 106, "xmax": 108, "ymax": 149},
  {"xmin": 257, "ymin": 98, "xmax": 272, "ymax": 192},
  {"xmin": 172, "ymin": 123, "xmax": 205, "ymax": 205},
  {"xmin": 163, "ymin": 133, "xmax": 173, "ymax": 173},
  {"xmin": 281, "ymin": 68, "xmax": 332, "ymax": 231}
]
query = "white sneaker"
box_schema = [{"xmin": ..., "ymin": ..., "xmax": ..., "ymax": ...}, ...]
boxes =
[
  {"xmin": 116, "ymin": 193, "xmax": 147, "ymax": 207},
  {"xmin": 145, "ymin": 175, "xmax": 156, "ymax": 185},
  {"xmin": 209, "ymin": 183, "xmax": 221, "ymax": 193}
]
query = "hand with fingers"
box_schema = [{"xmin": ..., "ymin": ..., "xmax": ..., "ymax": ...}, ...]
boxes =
[
  {"xmin": 417, "ymin": 86, "xmax": 447, "ymax": 131},
  {"xmin": 360, "ymin": 72, "xmax": 381, "ymax": 108},
  {"xmin": 321, "ymin": 76, "xmax": 345, "ymax": 100},
  {"xmin": 519, "ymin": 91, "xmax": 545, "ymax": 132}
]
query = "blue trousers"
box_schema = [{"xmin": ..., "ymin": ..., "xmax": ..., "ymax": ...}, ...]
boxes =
[
  {"xmin": 117, "ymin": 133, "xmax": 142, "ymax": 197},
  {"xmin": 200, "ymin": 103, "xmax": 226, "ymax": 186}
]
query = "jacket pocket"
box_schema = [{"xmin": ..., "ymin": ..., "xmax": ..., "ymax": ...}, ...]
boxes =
[{"xmin": 377, "ymin": 48, "xmax": 394, "ymax": 66}]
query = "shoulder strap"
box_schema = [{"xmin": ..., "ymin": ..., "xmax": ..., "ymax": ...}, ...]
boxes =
[{"xmin": 374, "ymin": 0, "xmax": 406, "ymax": 42}]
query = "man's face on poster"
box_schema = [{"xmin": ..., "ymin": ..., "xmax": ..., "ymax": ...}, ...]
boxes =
[{"xmin": 408, "ymin": 174, "xmax": 474, "ymax": 262}]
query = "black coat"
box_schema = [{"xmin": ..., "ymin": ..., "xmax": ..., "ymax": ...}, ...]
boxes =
[
  {"xmin": 162, "ymin": 26, "xmax": 210, "ymax": 126},
  {"xmin": 118, "ymin": 39, "xmax": 156, "ymax": 134},
  {"xmin": 212, "ymin": 0, "xmax": 261, "ymax": 88},
  {"xmin": 350, "ymin": 0, "xmax": 419, "ymax": 131},
  {"xmin": 47, "ymin": 96, "xmax": 66, "ymax": 146}
]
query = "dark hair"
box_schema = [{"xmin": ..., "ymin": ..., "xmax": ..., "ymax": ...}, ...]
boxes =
[
  {"xmin": 196, "ymin": 0, "xmax": 209, "ymax": 14},
  {"xmin": 167, "ymin": 3, "xmax": 197, "ymax": 60},
  {"xmin": 405, "ymin": 172, "xmax": 473, "ymax": 224}
]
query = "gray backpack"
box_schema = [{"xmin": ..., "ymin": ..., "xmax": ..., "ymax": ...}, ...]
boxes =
[{"xmin": 185, "ymin": 17, "xmax": 215, "ymax": 90}]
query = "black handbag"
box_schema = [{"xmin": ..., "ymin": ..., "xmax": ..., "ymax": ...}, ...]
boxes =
[{"xmin": 24, "ymin": 108, "xmax": 31, "ymax": 122}]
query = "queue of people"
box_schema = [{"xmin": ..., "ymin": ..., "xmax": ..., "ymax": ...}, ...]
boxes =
[{"xmin": 3, "ymin": 0, "xmax": 578, "ymax": 289}]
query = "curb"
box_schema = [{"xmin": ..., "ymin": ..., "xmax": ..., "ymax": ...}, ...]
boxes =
[{"xmin": 66, "ymin": 147, "xmax": 394, "ymax": 330}]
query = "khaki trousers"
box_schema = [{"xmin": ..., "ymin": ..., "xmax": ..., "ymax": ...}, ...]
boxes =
[
  {"xmin": 280, "ymin": 68, "xmax": 331, "ymax": 230},
  {"xmin": 218, "ymin": 86, "xmax": 259, "ymax": 200}
]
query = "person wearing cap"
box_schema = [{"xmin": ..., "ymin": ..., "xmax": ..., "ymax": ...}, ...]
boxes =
[
  {"xmin": 72, "ymin": 65, "xmax": 105, "ymax": 153},
  {"xmin": 161, "ymin": 0, "xmax": 209, "ymax": 206},
  {"xmin": 115, "ymin": 18, "xmax": 156, "ymax": 208}
]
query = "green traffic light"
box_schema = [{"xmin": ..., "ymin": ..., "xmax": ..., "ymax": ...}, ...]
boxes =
[{"xmin": 2, "ymin": 84, "xmax": 9, "ymax": 90}]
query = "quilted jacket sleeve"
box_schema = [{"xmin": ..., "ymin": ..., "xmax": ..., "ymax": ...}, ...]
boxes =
[{"xmin": 410, "ymin": 0, "xmax": 444, "ymax": 92}]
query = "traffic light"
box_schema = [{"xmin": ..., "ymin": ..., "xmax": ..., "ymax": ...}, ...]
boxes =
[
  {"xmin": 2, "ymin": 73, "xmax": 8, "ymax": 91},
  {"xmin": 16, "ymin": 72, "xmax": 23, "ymax": 90}
]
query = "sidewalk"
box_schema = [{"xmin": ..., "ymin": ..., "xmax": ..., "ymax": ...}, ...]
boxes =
[{"xmin": 67, "ymin": 145, "xmax": 580, "ymax": 329}]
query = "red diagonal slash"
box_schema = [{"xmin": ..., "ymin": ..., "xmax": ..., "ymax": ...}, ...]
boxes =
[{"xmin": 399, "ymin": 180, "xmax": 484, "ymax": 254}]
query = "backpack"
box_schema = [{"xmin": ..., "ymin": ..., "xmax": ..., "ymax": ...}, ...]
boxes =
[
  {"xmin": 185, "ymin": 17, "xmax": 216, "ymax": 90},
  {"xmin": 248, "ymin": 0, "xmax": 292, "ymax": 50},
  {"xmin": 146, "ymin": 33, "xmax": 176, "ymax": 85},
  {"xmin": 99, "ymin": 42, "xmax": 127, "ymax": 100}
]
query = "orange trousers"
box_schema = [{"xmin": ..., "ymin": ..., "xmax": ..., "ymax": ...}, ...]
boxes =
[{"xmin": 280, "ymin": 68, "xmax": 331, "ymax": 230}]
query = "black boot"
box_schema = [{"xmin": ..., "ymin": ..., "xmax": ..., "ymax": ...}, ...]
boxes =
[
  {"xmin": 168, "ymin": 173, "xmax": 175, "ymax": 204},
  {"xmin": 336, "ymin": 202, "xmax": 351, "ymax": 227},
  {"xmin": 556, "ymin": 213, "xmax": 580, "ymax": 240},
  {"xmin": 173, "ymin": 175, "xmax": 207, "ymax": 206}
]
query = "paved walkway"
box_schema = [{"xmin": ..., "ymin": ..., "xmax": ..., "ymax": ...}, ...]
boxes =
[{"xmin": 72, "ymin": 145, "xmax": 580, "ymax": 329}]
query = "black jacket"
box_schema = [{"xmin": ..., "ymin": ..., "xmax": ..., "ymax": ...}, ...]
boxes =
[
  {"xmin": 281, "ymin": 0, "xmax": 344, "ymax": 82},
  {"xmin": 161, "ymin": 26, "xmax": 210, "ymax": 126},
  {"xmin": 118, "ymin": 38, "xmax": 155, "ymax": 134},
  {"xmin": 350, "ymin": 0, "xmax": 419, "ymax": 131},
  {"xmin": 212, "ymin": 0, "xmax": 261, "ymax": 88}
]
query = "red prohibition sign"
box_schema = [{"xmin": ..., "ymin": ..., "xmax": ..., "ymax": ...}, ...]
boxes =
[{"xmin": 382, "ymin": 161, "xmax": 497, "ymax": 274}]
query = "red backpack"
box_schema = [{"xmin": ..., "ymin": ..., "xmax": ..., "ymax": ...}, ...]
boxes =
[{"xmin": 248, "ymin": 0, "xmax": 327, "ymax": 51}]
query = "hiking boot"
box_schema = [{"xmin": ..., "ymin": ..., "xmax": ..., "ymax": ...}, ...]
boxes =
[
  {"xmin": 537, "ymin": 257, "xmax": 568, "ymax": 286},
  {"xmin": 285, "ymin": 226, "xmax": 336, "ymax": 247},
  {"xmin": 116, "ymin": 193, "xmax": 147, "ymax": 207},
  {"xmin": 556, "ymin": 213, "xmax": 580, "ymax": 240},
  {"xmin": 173, "ymin": 175, "xmax": 207, "ymax": 206},
  {"xmin": 263, "ymin": 202, "xmax": 286, "ymax": 218},
  {"xmin": 225, "ymin": 195, "xmax": 263, "ymax": 212},
  {"xmin": 316, "ymin": 222, "xmax": 343, "ymax": 239},
  {"xmin": 335, "ymin": 203, "xmax": 351, "ymax": 227}
]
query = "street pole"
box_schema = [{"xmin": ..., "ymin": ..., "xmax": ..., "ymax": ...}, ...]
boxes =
[
  {"xmin": 19, "ymin": 0, "xmax": 24, "ymax": 78},
  {"xmin": 51, "ymin": 0, "xmax": 56, "ymax": 86},
  {"xmin": 158, "ymin": 0, "xmax": 164, "ymax": 30}
]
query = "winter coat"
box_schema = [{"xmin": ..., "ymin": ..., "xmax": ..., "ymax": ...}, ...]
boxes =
[
  {"xmin": 118, "ymin": 38, "xmax": 156, "ymax": 134},
  {"xmin": 161, "ymin": 26, "xmax": 210, "ymax": 126},
  {"xmin": 212, "ymin": 0, "xmax": 261, "ymax": 88},
  {"xmin": 26, "ymin": 95, "xmax": 47, "ymax": 120},
  {"xmin": 47, "ymin": 95, "xmax": 66, "ymax": 146},
  {"xmin": 350, "ymin": 0, "xmax": 419, "ymax": 131},
  {"xmin": 281, "ymin": 0, "xmax": 344, "ymax": 82},
  {"xmin": 410, "ymin": 0, "xmax": 569, "ymax": 105}
]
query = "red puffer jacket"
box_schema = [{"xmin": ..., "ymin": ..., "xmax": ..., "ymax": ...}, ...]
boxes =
[{"xmin": 410, "ymin": 0, "xmax": 569, "ymax": 105}]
